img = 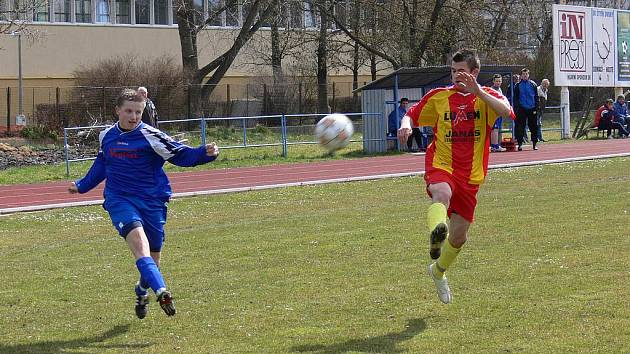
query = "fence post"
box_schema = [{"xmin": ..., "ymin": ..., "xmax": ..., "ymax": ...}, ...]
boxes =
[
  {"xmin": 6, "ymin": 87, "xmax": 11, "ymax": 135},
  {"xmin": 226, "ymin": 84, "xmax": 231, "ymax": 116},
  {"xmin": 242, "ymin": 118, "xmax": 247, "ymax": 147},
  {"xmin": 64, "ymin": 128, "xmax": 70, "ymax": 176},
  {"xmin": 263, "ymin": 84, "xmax": 268, "ymax": 113},
  {"xmin": 332, "ymin": 82, "xmax": 336, "ymax": 112},
  {"xmin": 200, "ymin": 117, "xmax": 206, "ymax": 146},
  {"xmin": 187, "ymin": 84, "xmax": 192, "ymax": 119},
  {"xmin": 298, "ymin": 83, "xmax": 302, "ymax": 114},
  {"xmin": 101, "ymin": 86, "xmax": 106, "ymax": 119},
  {"xmin": 281, "ymin": 113, "xmax": 287, "ymax": 157},
  {"xmin": 56, "ymin": 87, "xmax": 64, "ymax": 129},
  {"xmin": 246, "ymin": 84, "xmax": 249, "ymax": 116}
]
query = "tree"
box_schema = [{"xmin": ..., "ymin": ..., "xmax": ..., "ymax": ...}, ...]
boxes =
[{"xmin": 176, "ymin": 0, "xmax": 276, "ymax": 117}]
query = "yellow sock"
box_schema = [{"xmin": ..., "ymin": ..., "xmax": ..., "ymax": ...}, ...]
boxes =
[
  {"xmin": 427, "ymin": 203, "xmax": 447, "ymax": 232},
  {"xmin": 434, "ymin": 240, "xmax": 462, "ymax": 278}
]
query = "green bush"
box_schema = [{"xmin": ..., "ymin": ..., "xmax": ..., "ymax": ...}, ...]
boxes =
[{"xmin": 20, "ymin": 126, "xmax": 59, "ymax": 140}]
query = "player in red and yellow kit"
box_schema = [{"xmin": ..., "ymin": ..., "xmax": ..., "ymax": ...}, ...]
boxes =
[{"xmin": 398, "ymin": 49, "xmax": 514, "ymax": 304}]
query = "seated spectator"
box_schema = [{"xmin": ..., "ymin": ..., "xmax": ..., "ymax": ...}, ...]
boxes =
[
  {"xmin": 388, "ymin": 98, "xmax": 409, "ymax": 137},
  {"xmin": 596, "ymin": 99, "xmax": 629, "ymax": 139}
]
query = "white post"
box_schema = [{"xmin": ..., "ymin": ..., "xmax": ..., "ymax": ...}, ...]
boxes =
[{"xmin": 561, "ymin": 86, "xmax": 570, "ymax": 139}]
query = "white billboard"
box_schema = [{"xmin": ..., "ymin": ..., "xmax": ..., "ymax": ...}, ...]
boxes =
[
  {"xmin": 553, "ymin": 4, "xmax": 626, "ymax": 87},
  {"xmin": 591, "ymin": 7, "xmax": 615, "ymax": 86}
]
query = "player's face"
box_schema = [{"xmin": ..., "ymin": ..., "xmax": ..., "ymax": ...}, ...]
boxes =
[
  {"xmin": 451, "ymin": 61, "xmax": 479, "ymax": 92},
  {"xmin": 116, "ymin": 100, "xmax": 146, "ymax": 130}
]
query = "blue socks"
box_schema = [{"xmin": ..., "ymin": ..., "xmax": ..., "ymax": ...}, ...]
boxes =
[{"xmin": 135, "ymin": 257, "xmax": 166, "ymax": 295}]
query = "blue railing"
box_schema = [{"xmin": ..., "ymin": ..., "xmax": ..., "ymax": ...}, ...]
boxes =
[{"xmin": 63, "ymin": 112, "xmax": 383, "ymax": 176}]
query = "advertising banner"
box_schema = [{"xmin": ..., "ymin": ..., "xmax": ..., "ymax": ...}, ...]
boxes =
[
  {"xmin": 553, "ymin": 4, "xmax": 592, "ymax": 86},
  {"xmin": 592, "ymin": 7, "xmax": 615, "ymax": 86}
]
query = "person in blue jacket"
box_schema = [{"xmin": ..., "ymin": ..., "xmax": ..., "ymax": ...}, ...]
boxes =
[
  {"xmin": 68, "ymin": 89, "xmax": 219, "ymax": 319},
  {"xmin": 513, "ymin": 68, "xmax": 539, "ymax": 151},
  {"xmin": 388, "ymin": 97, "xmax": 409, "ymax": 136}
]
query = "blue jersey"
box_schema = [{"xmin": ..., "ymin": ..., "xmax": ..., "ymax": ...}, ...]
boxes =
[{"xmin": 75, "ymin": 122, "xmax": 217, "ymax": 200}]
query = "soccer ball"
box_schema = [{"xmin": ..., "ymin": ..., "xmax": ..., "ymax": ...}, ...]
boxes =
[{"xmin": 314, "ymin": 114, "xmax": 354, "ymax": 152}]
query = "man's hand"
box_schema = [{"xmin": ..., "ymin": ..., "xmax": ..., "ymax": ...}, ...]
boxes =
[
  {"xmin": 206, "ymin": 142, "xmax": 219, "ymax": 157},
  {"xmin": 68, "ymin": 182, "xmax": 78, "ymax": 194},
  {"xmin": 455, "ymin": 71, "xmax": 480, "ymax": 95}
]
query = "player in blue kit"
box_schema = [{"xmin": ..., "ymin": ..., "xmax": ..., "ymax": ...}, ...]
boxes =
[{"xmin": 68, "ymin": 89, "xmax": 219, "ymax": 318}]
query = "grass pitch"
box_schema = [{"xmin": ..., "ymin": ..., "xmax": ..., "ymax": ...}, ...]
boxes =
[{"xmin": 1, "ymin": 158, "xmax": 629, "ymax": 353}]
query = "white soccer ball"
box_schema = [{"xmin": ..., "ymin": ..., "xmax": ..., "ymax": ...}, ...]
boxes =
[{"xmin": 314, "ymin": 114, "xmax": 354, "ymax": 152}]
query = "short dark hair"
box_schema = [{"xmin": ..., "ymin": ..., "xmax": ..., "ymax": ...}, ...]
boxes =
[
  {"xmin": 493, "ymin": 74, "xmax": 502, "ymax": 79},
  {"xmin": 400, "ymin": 97, "xmax": 409, "ymax": 103},
  {"xmin": 617, "ymin": 95, "xmax": 625, "ymax": 100},
  {"xmin": 451, "ymin": 49, "xmax": 480, "ymax": 71},
  {"xmin": 521, "ymin": 68, "xmax": 530, "ymax": 74},
  {"xmin": 116, "ymin": 89, "xmax": 146, "ymax": 107}
]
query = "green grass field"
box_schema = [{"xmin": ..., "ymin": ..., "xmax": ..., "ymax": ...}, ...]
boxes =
[{"xmin": 1, "ymin": 158, "xmax": 629, "ymax": 353}]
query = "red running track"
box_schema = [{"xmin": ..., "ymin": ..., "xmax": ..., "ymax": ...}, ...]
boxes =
[{"xmin": 1, "ymin": 139, "xmax": 630, "ymax": 214}]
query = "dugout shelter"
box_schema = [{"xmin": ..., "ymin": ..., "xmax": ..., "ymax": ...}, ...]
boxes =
[{"xmin": 356, "ymin": 65, "xmax": 523, "ymax": 153}]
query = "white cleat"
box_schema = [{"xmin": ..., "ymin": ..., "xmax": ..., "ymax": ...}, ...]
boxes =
[{"xmin": 428, "ymin": 263, "xmax": 452, "ymax": 304}]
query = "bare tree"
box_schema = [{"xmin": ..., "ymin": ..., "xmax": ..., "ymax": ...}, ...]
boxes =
[{"xmin": 176, "ymin": 0, "xmax": 276, "ymax": 117}]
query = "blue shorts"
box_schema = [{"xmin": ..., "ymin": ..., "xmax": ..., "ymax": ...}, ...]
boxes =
[
  {"xmin": 492, "ymin": 117, "xmax": 503, "ymax": 130},
  {"xmin": 103, "ymin": 194, "xmax": 168, "ymax": 252}
]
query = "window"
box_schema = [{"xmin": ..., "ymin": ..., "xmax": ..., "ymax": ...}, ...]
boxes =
[
  {"xmin": 225, "ymin": 0, "xmax": 238, "ymax": 26},
  {"xmin": 0, "ymin": 0, "xmax": 8, "ymax": 21},
  {"xmin": 116, "ymin": 0, "xmax": 130, "ymax": 23},
  {"xmin": 333, "ymin": 0, "xmax": 346, "ymax": 28},
  {"xmin": 155, "ymin": 0, "xmax": 168, "ymax": 24},
  {"xmin": 11, "ymin": 0, "xmax": 29, "ymax": 20},
  {"xmin": 288, "ymin": 1, "xmax": 303, "ymax": 29},
  {"xmin": 135, "ymin": 0, "xmax": 149, "ymax": 24},
  {"xmin": 192, "ymin": 0, "xmax": 202, "ymax": 25},
  {"xmin": 53, "ymin": 0, "xmax": 70, "ymax": 21},
  {"xmin": 207, "ymin": 0, "xmax": 223, "ymax": 26},
  {"xmin": 34, "ymin": 0, "xmax": 49, "ymax": 21},
  {"xmin": 171, "ymin": 0, "xmax": 177, "ymax": 24},
  {"xmin": 95, "ymin": 0, "xmax": 109, "ymax": 22},
  {"xmin": 304, "ymin": 1, "xmax": 317, "ymax": 28},
  {"xmin": 75, "ymin": 0, "xmax": 91, "ymax": 22}
]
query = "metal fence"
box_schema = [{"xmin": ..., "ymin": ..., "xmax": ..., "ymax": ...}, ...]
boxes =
[
  {"xmin": 63, "ymin": 112, "xmax": 383, "ymax": 176},
  {"xmin": 2, "ymin": 82, "xmax": 364, "ymax": 134}
]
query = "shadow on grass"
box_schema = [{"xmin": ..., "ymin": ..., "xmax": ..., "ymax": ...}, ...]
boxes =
[
  {"xmin": 291, "ymin": 318, "xmax": 427, "ymax": 353},
  {"xmin": 0, "ymin": 324, "xmax": 152, "ymax": 353}
]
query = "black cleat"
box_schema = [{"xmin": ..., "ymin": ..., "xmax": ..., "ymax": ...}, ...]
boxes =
[
  {"xmin": 429, "ymin": 223, "xmax": 448, "ymax": 260},
  {"xmin": 157, "ymin": 291, "xmax": 176, "ymax": 316},
  {"xmin": 135, "ymin": 294, "xmax": 149, "ymax": 319}
]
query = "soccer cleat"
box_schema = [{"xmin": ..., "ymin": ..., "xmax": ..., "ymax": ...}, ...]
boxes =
[
  {"xmin": 429, "ymin": 222, "xmax": 448, "ymax": 260},
  {"xmin": 428, "ymin": 263, "xmax": 452, "ymax": 304},
  {"xmin": 135, "ymin": 294, "xmax": 149, "ymax": 319},
  {"xmin": 157, "ymin": 291, "xmax": 176, "ymax": 316}
]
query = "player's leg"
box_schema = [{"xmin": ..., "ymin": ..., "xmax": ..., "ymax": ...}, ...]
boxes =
[
  {"xmin": 426, "ymin": 176, "xmax": 452, "ymax": 260},
  {"xmin": 427, "ymin": 180, "xmax": 478, "ymax": 304}
]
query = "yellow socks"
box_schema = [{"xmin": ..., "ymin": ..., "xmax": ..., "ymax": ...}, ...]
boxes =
[
  {"xmin": 427, "ymin": 203, "xmax": 447, "ymax": 232},
  {"xmin": 433, "ymin": 240, "xmax": 462, "ymax": 278}
]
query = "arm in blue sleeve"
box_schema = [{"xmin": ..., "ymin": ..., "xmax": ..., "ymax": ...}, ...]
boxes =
[
  {"xmin": 75, "ymin": 151, "xmax": 106, "ymax": 193},
  {"xmin": 168, "ymin": 145, "xmax": 217, "ymax": 167}
]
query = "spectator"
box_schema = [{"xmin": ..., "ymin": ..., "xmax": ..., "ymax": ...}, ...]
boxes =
[
  {"xmin": 489, "ymin": 74, "xmax": 506, "ymax": 152},
  {"xmin": 514, "ymin": 68, "xmax": 539, "ymax": 151},
  {"xmin": 595, "ymin": 98, "xmax": 629, "ymax": 139},
  {"xmin": 613, "ymin": 95, "xmax": 630, "ymax": 131},
  {"xmin": 537, "ymin": 79, "xmax": 550, "ymax": 142},
  {"xmin": 388, "ymin": 97, "xmax": 408, "ymax": 137},
  {"xmin": 138, "ymin": 86, "xmax": 159, "ymax": 127}
]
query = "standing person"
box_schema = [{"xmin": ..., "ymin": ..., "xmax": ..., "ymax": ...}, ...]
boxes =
[
  {"xmin": 537, "ymin": 79, "xmax": 550, "ymax": 142},
  {"xmin": 490, "ymin": 74, "xmax": 506, "ymax": 152},
  {"xmin": 397, "ymin": 49, "xmax": 514, "ymax": 304},
  {"xmin": 138, "ymin": 86, "xmax": 158, "ymax": 127},
  {"xmin": 388, "ymin": 98, "xmax": 409, "ymax": 137},
  {"xmin": 68, "ymin": 89, "xmax": 220, "ymax": 319},
  {"xmin": 514, "ymin": 68, "xmax": 539, "ymax": 151}
]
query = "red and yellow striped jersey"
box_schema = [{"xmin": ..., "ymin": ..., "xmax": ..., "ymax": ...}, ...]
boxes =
[{"xmin": 406, "ymin": 86, "xmax": 514, "ymax": 185}]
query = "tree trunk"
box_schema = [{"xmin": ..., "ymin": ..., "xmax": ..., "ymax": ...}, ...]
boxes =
[{"xmin": 316, "ymin": 0, "xmax": 329, "ymax": 114}]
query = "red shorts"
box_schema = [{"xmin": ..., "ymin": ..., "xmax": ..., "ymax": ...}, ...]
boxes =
[{"xmin": 424, "ymin": 169, "xmax": 480, "ymax": 223}]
